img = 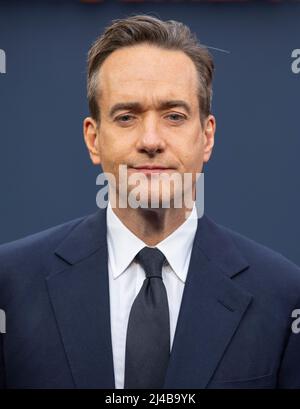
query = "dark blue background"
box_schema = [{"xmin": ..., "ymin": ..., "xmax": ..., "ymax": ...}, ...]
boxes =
[{"xmin": 0, "ymin": 1, "xmax": 299, "ymax": 265}]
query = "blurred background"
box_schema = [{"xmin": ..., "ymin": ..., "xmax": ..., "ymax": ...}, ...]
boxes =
[{"xmin": 0, "ymin": 0, "xmax": 299, "ymax": 265}]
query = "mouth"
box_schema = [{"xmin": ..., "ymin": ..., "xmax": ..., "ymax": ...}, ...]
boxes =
[{"xmin": 129, "ymin": 165, "xmax": 176, "ymax": 175}]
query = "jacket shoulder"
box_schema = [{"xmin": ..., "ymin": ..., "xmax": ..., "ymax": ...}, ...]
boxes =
[
  {"xmin": 0, "ymin": 214, "xmax": 87, "ymax": 268},
  {"xmin": 216, "ymin": 220, "xmax": 300, "ymax": 296},
  {"xmin": 222, "ymin": 223, "xmax": 300, "ymax": 270}
]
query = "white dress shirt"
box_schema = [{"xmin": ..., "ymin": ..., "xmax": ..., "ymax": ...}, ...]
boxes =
[{"xmin": 106, "ymin": 202, "xmax": 198, "ymax": 389}]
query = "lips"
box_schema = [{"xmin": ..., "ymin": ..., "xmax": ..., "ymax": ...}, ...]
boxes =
[
  {"xmin": 133, "ymin": 164, "xmax": 170, "ymax": 169},
  {"xmin": 130, "ymin": 165, "xmax": 175, "ymax": 174}
]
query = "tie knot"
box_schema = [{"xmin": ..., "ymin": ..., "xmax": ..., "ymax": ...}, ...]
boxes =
[{"xmin": 136, "ymin": 247, "xmax": 166, "ymax": 279}]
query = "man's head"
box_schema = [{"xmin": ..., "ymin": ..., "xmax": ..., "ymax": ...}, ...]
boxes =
[{"xmin": 84, "ymin": 15, "xmax": 216, "ymax": 209}]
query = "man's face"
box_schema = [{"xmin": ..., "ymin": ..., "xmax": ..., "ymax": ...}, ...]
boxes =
[{"xmin": 84, "ymin": 43, "xmax": 215, "ymax": 208}]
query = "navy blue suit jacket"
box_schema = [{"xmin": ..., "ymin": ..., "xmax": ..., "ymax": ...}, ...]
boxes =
[{"xmin": 0, "ymin": 208, "xmax": 300, "ymax": 389}]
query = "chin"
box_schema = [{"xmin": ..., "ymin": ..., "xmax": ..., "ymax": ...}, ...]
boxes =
[{"xmin": 129, "ymin": 188, "xmax": 185, "ymax": 210}]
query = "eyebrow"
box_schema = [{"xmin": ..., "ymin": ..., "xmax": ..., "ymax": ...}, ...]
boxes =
[{"xmin": 108, "ymin": 100, "xmax": 192, "ymax": 118}]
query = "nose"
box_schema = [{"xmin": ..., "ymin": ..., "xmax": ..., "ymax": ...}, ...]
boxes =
[{"xmin": 136, "ymin": 116, "xmax": 166, "ymax": 155}]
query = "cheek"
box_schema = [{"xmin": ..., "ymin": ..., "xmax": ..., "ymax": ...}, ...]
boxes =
[
  {"xmin": 99, "ymin": 135, "xmax": 132, "ymax": 173},
  {"xmin": 173, "ymin": 134, "xmax": 204, "ymax": 172},
  {"xmin": 189, "ymin": 129, "xmax": 205, "ymax": 168}
]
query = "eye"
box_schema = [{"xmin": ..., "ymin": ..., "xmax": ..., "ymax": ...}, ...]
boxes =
[
  {"xmin": 165, "ymin": 113, "xmax": 186, "ymax": 122},
  {"xmin": 115, "ymin": 114, "xmax": 135, "ymax": 124}
]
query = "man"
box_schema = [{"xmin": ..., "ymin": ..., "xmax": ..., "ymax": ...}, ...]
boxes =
[{"xmin": 0, "ymin": 15, "xmax": 300, "ymax": 389}]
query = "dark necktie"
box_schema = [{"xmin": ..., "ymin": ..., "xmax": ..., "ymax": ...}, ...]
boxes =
[{"xmin": 124, "ymin": 246, "xmax": 170, "ymax": 389}]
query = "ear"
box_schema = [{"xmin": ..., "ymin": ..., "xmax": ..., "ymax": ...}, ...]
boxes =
[
  {"xmin": 83, "ymin": 117, "xmax": 101, "ymax": 165},
  {"xmin": 202, "ymin": 114, "xmax": 216, "ymax": 163}
]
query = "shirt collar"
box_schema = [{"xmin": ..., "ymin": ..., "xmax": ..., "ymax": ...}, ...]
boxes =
[{"xmin": 106, "ymin": 202, "xmax": 198, "ymax": 283}]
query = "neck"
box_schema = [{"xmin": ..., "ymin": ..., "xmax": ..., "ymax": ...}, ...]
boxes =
[{"xmin": 111, "ymin": 203, "xmax": 193, "ymax": 246}]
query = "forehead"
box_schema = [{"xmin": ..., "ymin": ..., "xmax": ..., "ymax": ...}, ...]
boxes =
[{"xmin": 97, "ymin": 44, "xmax": 199, "ymax": 108}]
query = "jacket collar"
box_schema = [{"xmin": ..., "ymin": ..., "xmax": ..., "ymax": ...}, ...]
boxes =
[{"xmin": 46, "ymin": 207, "xmax": 252, "ymax": 389}]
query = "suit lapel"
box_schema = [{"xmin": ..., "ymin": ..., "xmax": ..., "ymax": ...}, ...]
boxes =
[
  {"xmin": 45, "ymin": 207, "xmax": 253, "ymax": 389},
  {"xmin": 163, "ymin": 216, "xmax": 253, "ymax": 389},
  {"xmin": 46, "ymin": 208, "xmax": 115, "ymax": 389}
]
